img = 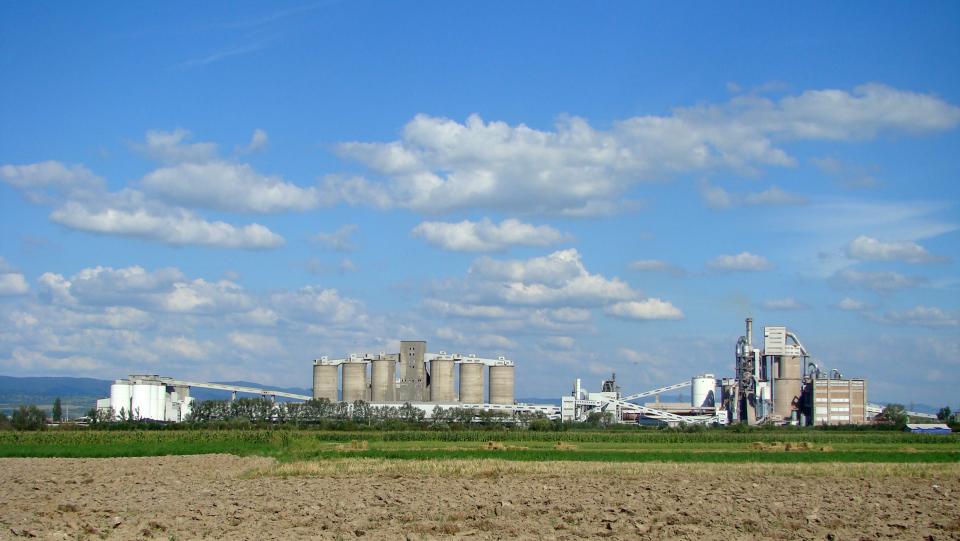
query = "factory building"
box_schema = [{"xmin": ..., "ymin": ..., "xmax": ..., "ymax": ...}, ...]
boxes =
[
  {"xmin": 722, "ymin": 318, "xmax": 872, "ymax": 426},
  {"xmin": 313, "ymin": 340, "xmax": 516, "ymax": 405},
  {"xmin": 96, "ymin": 375, "xmax": 194, "ymax": 422}
]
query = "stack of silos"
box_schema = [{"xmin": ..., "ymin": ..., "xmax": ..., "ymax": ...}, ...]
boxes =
[
  {"xmin": 430, "ymin": 358, "xmax": 455, "ymax": 402},
  {"xmin": 488, "ymin": 365, "xmax": 514, "ymax": 405},
  {"xmin": 458, "ymin": 362, "xmax": 484, "ymax": 403}
]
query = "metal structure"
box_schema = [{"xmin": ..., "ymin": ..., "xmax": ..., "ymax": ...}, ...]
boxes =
[{"xmin": 561, "ymin": 374, "xmax": 727, "ymax": 426}]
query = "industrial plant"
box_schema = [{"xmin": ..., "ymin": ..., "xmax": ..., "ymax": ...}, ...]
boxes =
[{"xmin": 96, "ymin": 320, "xmax": 936, "ymax": 425}]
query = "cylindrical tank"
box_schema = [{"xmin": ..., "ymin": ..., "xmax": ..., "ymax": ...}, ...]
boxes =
[
  {"xmin": 459, "ymin": 362, "xmax": 484, "ymax": 403},
  {"xmin": 778, "ymin": 355, "xmax": 802, "ymax": 379},
  {"xmin": 131, "ymin": 383, "xmax": 163, "ymax": 421},
  {"xmin": 312, "ymin": 364, "xmax": 338, "ymax": 402},
  {"xmin": 430, "ymin": 359, "xmax": 455, "ymax": 402},
  {"xmin": 488, "ymin": 365, "xmax": 514, "ymax": 405},
  {"xmin": 773, "ymin": 355, "xmax": 802, "ymax": 418},
  {"xmin": 691, "ymin": 374, "xmax": 716, "ymax": 408},
  {"xmin": 110, "ymin": 382, "xmax": 131, "ymax": 420},
  {"xmin": 342, "ymin": 362, "xmax": 368, "ymax": 402},
  {"xmin": 370, "ymin": 359, "xmax": 396, "ymax": 402}
]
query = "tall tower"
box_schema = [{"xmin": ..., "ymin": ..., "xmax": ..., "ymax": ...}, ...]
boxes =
[{"xmin": 397, "ymin": 340, "xmax": 427, "ymax": 401}]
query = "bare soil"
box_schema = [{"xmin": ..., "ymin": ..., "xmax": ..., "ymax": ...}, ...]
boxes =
[{"xmin": 1, "ymin": 455, "xmax": 958, "ymax": 540}]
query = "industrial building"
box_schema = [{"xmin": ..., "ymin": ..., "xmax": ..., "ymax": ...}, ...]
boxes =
[
  {"xmin": 95, "ymin": 324, "xmax": 937, "ymax": 425},
  {"xmin": 313, "ymin": 340, "xmax": 516, "ymax": 406},
  {"xmin": 97, "ymin": 375, "xmax": 194, "ymax": 422}
]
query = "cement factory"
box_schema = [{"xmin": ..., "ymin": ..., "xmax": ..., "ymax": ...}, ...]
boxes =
[{"xmin": 97, "ymin": 319, "xmax": 936, "ymax": 425}]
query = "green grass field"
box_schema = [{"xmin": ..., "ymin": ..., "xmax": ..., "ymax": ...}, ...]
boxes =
[{"xmin": 1, "ymin": 429, "xmax": 958, "ymax": 463}]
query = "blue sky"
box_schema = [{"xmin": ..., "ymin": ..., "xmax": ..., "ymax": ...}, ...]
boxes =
[{"xmin": 1, "ymin": 2, "xmax": 958, "ymax": 407}]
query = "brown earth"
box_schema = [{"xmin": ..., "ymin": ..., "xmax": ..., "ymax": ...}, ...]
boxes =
[{"xmin": 1, "ymin": 456, "xmax": 958, "ymax": 540}]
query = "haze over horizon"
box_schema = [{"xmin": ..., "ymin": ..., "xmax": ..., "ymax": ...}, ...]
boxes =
[{"xmin": 1, "ymin": 2, "xmax": 958, "ymax": 408}]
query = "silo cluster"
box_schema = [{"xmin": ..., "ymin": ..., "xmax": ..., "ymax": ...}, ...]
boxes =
[{"xmin": 312, "ymin": 341, "xmax": 515, "ymax": 405}]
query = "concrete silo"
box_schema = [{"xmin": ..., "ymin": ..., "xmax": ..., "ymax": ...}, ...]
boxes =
[
  {"xmin": 429, "ymin": 358, "xmax": 455, "ymax": 402},
  {"xmin": 488, "ymin": 364, "xmax": 514, "ymax": 405},
  {"xmin": 370, "ymin": 358, "xmax": 396, "ymax": 402},
  {"xmin": 312, "ymin": 363, "xmax": 338, "ymax": 402},
  {"xmin": 342, "ymin": 361, "xmax": 369, "ymax": 402},
  {"xmin": 458, "ymin": 362, "xmax": 484, "ymax": 403}
]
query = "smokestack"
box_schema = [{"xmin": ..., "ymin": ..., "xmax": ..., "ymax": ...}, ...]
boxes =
[{"xmin": 746, "ymin": 317, "xmax": 753, "ymax": 349}]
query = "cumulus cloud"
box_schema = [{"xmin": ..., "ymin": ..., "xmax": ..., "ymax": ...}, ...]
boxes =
[
  {"xmin": 329, "ymin": 84, "xmax": 959, "ymax": 214},
  {"xmin": 604, "ymin": 298, "xmax": 684, "ymax": 320},
  {"xmin": 50, "ymin": 193, "xmax": 284, "ymax": 249},
  {"xmin": 628, "ymin": 259, "xmax": 685, "ymax": 276},
  {"xmin": 412, "ymin": 218, "xmax": 570, "ymax": 252},
  {"xmin": 140, "ymin": 161, "xmax": 319, "ymax": 213},
  {"xmin": 832, "ymin": 269, "xmax": 920, "ymax": 292},
  {"xmin": 0, "ymin": 272, "xmax": 29, "ymax": 295},
  {"xmin": 0, "ymin": 161, "xmax": 105, "ymax": 196},
  {"xmin": 238, "ymin": 128, "xmax": 269, "ymax": 153},
  {"xmin": 423, "ymin": 299, "xmax": 509, "ymax": 319},
  {"xmin": 468, "ymin": 249, "xmax": 638, "ymax": 306},
  {"xmin": 867, "ymin": 306, "xmax": 958, "ymax": 328},
  {"xmin": 845, "ymin": 235, "xmax": 944, "ymax": 264},
  {"xmin": 760, "ymin": 297, "xmax": 807, "ymax": 310},
  {"xmin": 435, "ymin": 327, "xmax": 517, "ymax": 350},
  {"xmin": 228, "ymin": 332, "xmax": 282, "ymax": 354},
  {"xmin": 698, "ymin": 180, "xmax": 806, "ymax": 209},
  {"xmin": 707, "ymin": 252, "xmax": 773, "ymax": 272},
  {"xmin": 311, "ymin": 224, "xmax": 358, "ymax": 252},
  {"xmin": 152, "ymin": 336, "xmax": 213, "ymax": 360},
  {"xmin": 270, "ymin": 286, "xmax": 367, "ymax": 326},
  {"xmin": 135, "ymin": 129, "xmax": 218, "ymax": 163}
]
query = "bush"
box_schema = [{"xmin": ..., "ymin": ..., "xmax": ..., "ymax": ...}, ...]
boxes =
[{"xmin": 11, "ymin": 405, "xmax": 47, "ymax": 431}]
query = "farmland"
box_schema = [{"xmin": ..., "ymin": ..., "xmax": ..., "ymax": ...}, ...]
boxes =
[{"xmin": 0, "ymin": 428, "xmax": 957, "ymax": 462}]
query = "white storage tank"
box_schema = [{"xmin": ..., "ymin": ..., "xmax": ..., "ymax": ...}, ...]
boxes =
[
  {"xmin": 109, "ymin": 381, "xmax": 132, "ymax": 420},
  {"xmin": 691, "ymin": 374, "xmax": 716, "ymax": 408}
]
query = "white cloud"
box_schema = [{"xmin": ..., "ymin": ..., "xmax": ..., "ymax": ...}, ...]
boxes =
[
  {"xmin": 140, "ymin": 161, "xmax": 319, "ymax": 213},
  {"xmin": 423, "ymin": 299, "xmax": 509, "ymax": 319},
  {"xmin": 435, "ymin": 327, "xmax": 517, "ymax": 350},
  {"xmin": 152, "ymin": 336, "xmax": 213, "ymax": 360},
  {"xmin": 760, "ymin": 297, "xmax": 807, "ymax": 310},
  {"xmin": 270, "ymin": 286, "xmax": 367, "ymax": 326},
  {"xmin": 329, "ymin": 84, "xmax": 959, "ymax": 215},
  {"xmin": 604, "ymin": 299, "xmax": 683, "ymax": 320},
  {"xmin": 0, "ymin": 273, "xmax": 29, "ymax": 295},
  {"xmin": 0, "ymin": 161, "xmax": 104, "ymax": 196},
  {"xmin": 698, "ymin": 180, "xmax": 806, "ymax": 209},
  {"xmin": 35, "ymin": 265, "xmax": 254, "ymax": 316},
  {"xmin": 228, "ymin": 332, "xmax": 282, "ymax": 354},
  {"xmin": 238, "ymin": 128, "xmax": 269, "ymax": 153},
  {"xmin": 311, "ymin": 224, "xmax": 358, "ymax": 252},
  {"xmin": 836, "ymin": 297, "xmax": 868, "ymax": 311},
  {"xmin": 50, "ymin": 195, "xmax": 284, "ymax": 249},
  {"xmin": 867, "ymin": 306, "xmax": 958, "ymax": 328},
  {"xmin": 468, "ymin": 249, "xmax": 638, "ymax": 306},
  {"xmin": 136, "ymin": 129, "xmax": 218, "ymax": 163},
  {"xmin": 1, "ymin": 348, "xmax": 103, "ymax": 372},
  {"xmin": 4, "ymin": 159, "xmax": 286, "ymax": 249},
  {"xmin": 412, "ymin": 218, "xmax": 570, "ymax": 252},
  {"xmin": 542, "ymin": 336, "xmax": 576, "ymax": 350},
  {"xmin": 833, "ymin": 269, "xmax": 919, "ymax": 292},
  {"xmin": 707, "ymin": 252, "xmax": 773, "ymax": 272},
  {"xmin": 845, "ymin": 235, "xmax": 944, "ymax": 264},
  {"xmin": 628, "ymin": 259, "xmax": 685, "ymax": 276}
]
